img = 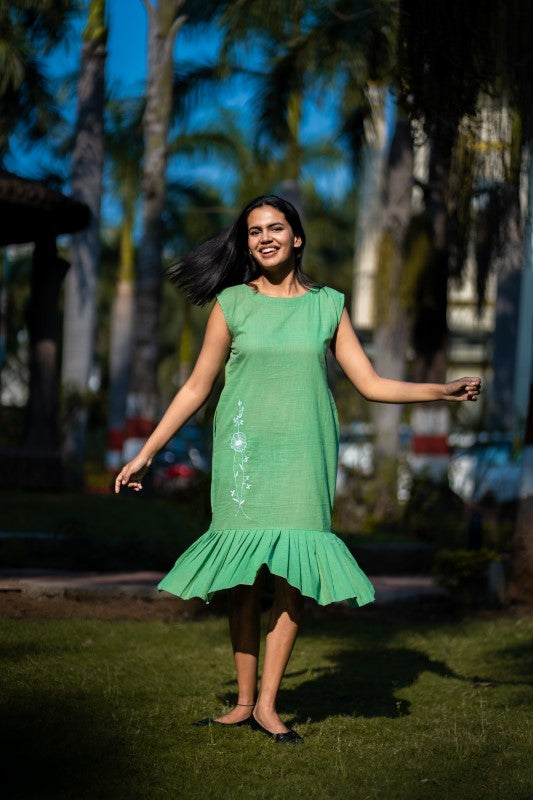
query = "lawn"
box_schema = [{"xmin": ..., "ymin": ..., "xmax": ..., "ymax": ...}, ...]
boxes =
[{"xmin": 2, "ymin": 611, "xmax": 532, "ymax": 800}]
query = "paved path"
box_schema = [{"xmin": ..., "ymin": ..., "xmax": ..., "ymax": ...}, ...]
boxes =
[{"xmin": 0, "ymin": 570, "xmax": 448, "ymax": 605}]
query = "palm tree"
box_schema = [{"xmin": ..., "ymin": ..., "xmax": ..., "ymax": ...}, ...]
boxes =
[
  {"xmin": 0, "ymin": 0, "xmax": 74, "ymax": 160},
  {"xmin": 220, "ymin": 0, "xmax": 311, "ymax": 214},
  {"xmin": 104, "ymin": 97, "xmax": 144, "ymax": 468},
  {"xmin": 397, "ymin": 0, "xmax": 533, "ymax": 460},
  {"xmin": 398, "ymin": 0, "xmax": 533, "ymax": 599},
  {"xmin": 126, "ymin": 0, "xmax": 221, "ymax": 440},
  {"xmin": 370, "ymin": 100, "xmax": 414, "ymax": 514},
  {"xmin": 61, "ymin": 0, "xmax": 107, "ymax": 468}
]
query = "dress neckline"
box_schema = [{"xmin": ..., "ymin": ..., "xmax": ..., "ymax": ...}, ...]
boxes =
[{"xmin": 244, "ymin": 283, "xmax": 313, "ymax": 301}]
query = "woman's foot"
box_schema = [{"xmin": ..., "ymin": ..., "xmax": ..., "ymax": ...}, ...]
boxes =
[
  {"xmin": 214, "ymin": 702, "xmax": 255, "ymax": 725},
  {"xmin": 193, "ymin": 702, "xmax": 254, "ymax": 727},
  {"xmin": 251, "ymin": 706, "xmax": 289, "ymax": 734},
  {"xmin": 250, "ymin": 707, "xmax": 303, "ymax": 744}
]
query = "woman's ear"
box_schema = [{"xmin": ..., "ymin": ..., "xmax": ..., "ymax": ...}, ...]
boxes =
[{"xmin": 293, "ymin": 235, "xmax": 302, "ymax": 248}]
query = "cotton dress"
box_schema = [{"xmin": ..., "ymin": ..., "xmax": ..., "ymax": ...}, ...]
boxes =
[{"xmin": 157, "ymin": 283, "xmax": 375, "ymax": 607}]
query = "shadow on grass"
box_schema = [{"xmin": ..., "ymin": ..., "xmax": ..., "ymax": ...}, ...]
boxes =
[
  {"xmin": 217, "ymin": 610, "xmax": 527, "ymax": 725},
  {"xmin": 1, "ymin": 691, "xmax": 147, "ymax": 800},
  {"xmin": 280, "ymin": 645, "xmax": 461, "ymax": 722},
  {"xmin": 220, "ymin": 641, "xmax": 461, "ymax": 722}
]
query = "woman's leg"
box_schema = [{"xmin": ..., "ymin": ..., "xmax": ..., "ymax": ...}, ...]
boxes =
[
  {"xmin": 215, "ymin": 570, "xmax": 263, "ymax": 723},
  {"xmin": 253, "ymin": 576, "xmax": 304, "ymax": 733}
]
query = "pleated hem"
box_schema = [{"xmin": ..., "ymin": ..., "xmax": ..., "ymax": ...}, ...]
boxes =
[{"xmin": 157, "ymin": 526, "xmax": 375, "ymax": 608}]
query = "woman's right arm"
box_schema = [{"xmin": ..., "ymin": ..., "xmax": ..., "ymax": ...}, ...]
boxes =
[{"xmin": 114, "ymin": 300, "xmax": 231, "ymax": 493}]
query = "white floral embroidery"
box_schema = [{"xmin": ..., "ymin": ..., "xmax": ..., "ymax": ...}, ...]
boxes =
[{"xmin": 230, "ymin": 399, "xmax": 251, "ymax": 516}]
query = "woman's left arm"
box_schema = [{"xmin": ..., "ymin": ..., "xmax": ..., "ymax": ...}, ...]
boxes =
[{"xmin": 330, "ymin": 309, "xmax": 481, "ymax": 403}]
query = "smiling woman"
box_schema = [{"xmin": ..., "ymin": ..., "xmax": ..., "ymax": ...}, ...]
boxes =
[{"xmin": 115, "ymin": 194, "xmax": 480, "ymax": 744}]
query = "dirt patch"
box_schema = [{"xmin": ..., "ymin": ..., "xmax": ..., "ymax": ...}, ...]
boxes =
[
  {"xmin": 1, "ymin": 590, "xmax": 530, "ymax": 623},
  {"xmin": 0, "ymin": 592, "xmax": 209, "ymax": 621}
]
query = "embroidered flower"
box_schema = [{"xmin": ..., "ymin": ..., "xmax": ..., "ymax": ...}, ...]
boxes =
[
  {"xmin": 230, "ymin": 432, "xmax": 247, "ymax": 452},
  {"xmin": 230, "ymin": 400, "xmax": 251, "ymax": 516}
]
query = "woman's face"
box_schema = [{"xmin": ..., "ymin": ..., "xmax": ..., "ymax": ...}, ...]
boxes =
[{"xmin": 247, "ymin": 205, "xmax": 302, "ymax": 272}]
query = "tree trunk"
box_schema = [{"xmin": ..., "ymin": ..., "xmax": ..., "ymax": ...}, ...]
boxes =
[
  {"xmin": 61, "ymin": 1, "xmax": 106, "ymax": 465},
  {"xmin": 371, "ymin": 107, "xmax": 414, "ymax": 515},
  {"xmin": 106, "ymin": 200, "xmax": 135, "ymax": 469},
  {"xmin": 351, "ymin": 86, "xmax": 388, "ymax": 327},
  {"xmin": 24, "ymin": 238, "xmax": 69, "ymax": 451},
  {"xmin": 126, "ymin": 0, "xmax": 186, "ymax": 445},
  {"xmin": 278, "ymin": 90, "xmax": 305, "ymax": 226},
  {"xmin": 412, "ymin": 133, "xmax": 450, "ymax": 384},
  {"xmin": 410, "ymin": 132, "xmax": 453, "ymax": 477}
]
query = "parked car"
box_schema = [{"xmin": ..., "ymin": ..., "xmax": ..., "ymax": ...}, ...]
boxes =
[
  {"xmin": 448, "ymin": 436, "xmax": 522, "ymax": 503},
  {"xmin": 152, "ymin": 423, "xmax": 210, "ymax": 496},
  {"xmin": 338, "ymin": 422, "xmax": 374, "ymax": 475}
]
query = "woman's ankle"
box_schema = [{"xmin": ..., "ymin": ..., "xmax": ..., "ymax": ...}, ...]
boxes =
[{"xmin": 253, "ymin": 698, "xmax": 277, "ymax": 714}]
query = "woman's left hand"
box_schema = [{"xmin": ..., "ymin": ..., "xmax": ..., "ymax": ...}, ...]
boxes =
[{"xmin": 442, "ymin": 377, "xmax": 482, "ymax": 402}]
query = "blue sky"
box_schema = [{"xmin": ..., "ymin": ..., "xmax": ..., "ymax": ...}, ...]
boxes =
[{"xmin": 7, "ymin": 0, "xmax": 355, "ymax": 227}]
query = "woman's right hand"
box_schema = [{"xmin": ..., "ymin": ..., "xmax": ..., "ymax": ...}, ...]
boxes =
[{"xmin": 114, "ymin": 454, "xmax": 152, "ymax": 494}]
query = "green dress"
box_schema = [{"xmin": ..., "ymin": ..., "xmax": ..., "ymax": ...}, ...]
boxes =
[{"xmin": 158, "ymin": 283, "xmax": 375, "ymax": 607}]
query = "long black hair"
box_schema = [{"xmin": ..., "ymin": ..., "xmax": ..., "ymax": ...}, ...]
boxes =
[{"xmin": 167, "ymin": 194, "xmax": 321, "ymax": 305}]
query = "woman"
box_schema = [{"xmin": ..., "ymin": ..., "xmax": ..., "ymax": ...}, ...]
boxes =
[{"xmin": 115, "ymin": 195, "xmax": 481, "ymax": 745}]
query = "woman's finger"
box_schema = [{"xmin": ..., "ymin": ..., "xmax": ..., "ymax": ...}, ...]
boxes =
[{"xmin": 115, "ymin": 468, "xmax": 129, "ymax": 493}]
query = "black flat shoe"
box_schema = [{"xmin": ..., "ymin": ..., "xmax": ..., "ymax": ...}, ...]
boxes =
[
  {"xmin": 249, "ymin": 713, "xmax": 304, "ymax": 744},
  {"xmin": 192, "ymin": 716, "xmax": 251, "ymax": 727}
]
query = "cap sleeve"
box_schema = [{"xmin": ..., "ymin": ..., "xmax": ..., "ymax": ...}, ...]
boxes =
[
  {"xmin": 324, "ymin": 287, "xmax": 345, "ymax": 332},
  {"xmin": 332, "ymin": 288, "xmax": 345, "ymax": 329},
  {"xmin": 215, "ymin": 287, "xmax": 236, "ymax": 336}
]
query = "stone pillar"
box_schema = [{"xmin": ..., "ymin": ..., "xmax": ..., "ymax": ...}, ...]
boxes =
[{"xmin": 24, "ymin": 237, "xmax": 69, "ymax": 451}]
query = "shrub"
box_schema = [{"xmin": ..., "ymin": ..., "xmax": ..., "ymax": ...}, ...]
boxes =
[
  {"xmin": 432, "ymin": 547, "xmax": 500, "ymax": 604},
  {"xmin": 402, "ymin": 473, "xmax": 466, "ymax": 545}
]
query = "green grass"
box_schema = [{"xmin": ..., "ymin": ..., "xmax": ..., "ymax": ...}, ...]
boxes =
[{"xmin": 2, "ymin": 612, "xmax": 532, "ymax": 800}]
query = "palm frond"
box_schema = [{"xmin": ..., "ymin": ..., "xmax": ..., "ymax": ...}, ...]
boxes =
[{"xmin": 171, "ymin": 62, "xmax": 227, "ymax": 121}]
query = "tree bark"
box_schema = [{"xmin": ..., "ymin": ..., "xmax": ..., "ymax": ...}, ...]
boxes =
[
  {"xmin": 409, "ymin": 131, "xmax": 453, "ymax": 476},
  {"xmin": 126, "ymin": 0, "xmax": 186, "ymax": 436},
  {"xmin": 61, "ymin": 2, "xmax": 106, "ymax": 464},
  {"xmin": 351, "ymin": 86, "xmax": 388, "ymax": 326},
  {"xmin": 106, "ymin": 203, "xmax": 135, "ymax": 467},
  {"xmin": 411, "ymin": 132, "xmax": 451, "ymax": 385},
  {"xmin": 371, "ymin": 108, "xmax": 413, "ymax": 515}
]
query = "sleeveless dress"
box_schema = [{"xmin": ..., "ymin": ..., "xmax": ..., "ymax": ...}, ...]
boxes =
[{"xmin": 157, "ymin": 283, "xmax": 375, "ymax": 608}]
